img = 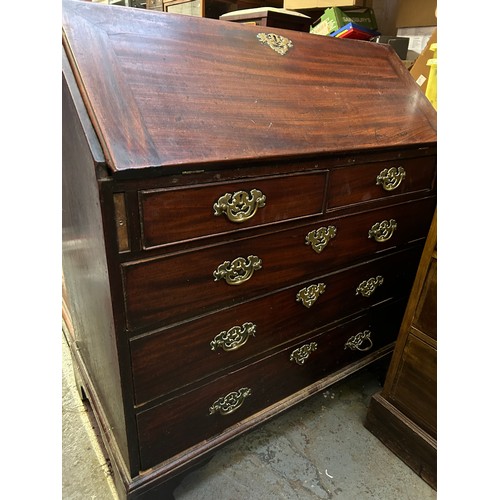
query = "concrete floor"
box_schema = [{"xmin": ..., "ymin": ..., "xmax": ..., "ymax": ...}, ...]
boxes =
[{"xmin": 62, "ymin": 333, "xmax": 436, "ymax": 499}]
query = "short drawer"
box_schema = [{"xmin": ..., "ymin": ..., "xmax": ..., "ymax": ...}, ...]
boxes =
[
  {"xmin": 130, "ymin": 247, "xmax": 422, "ymax": 405},
  {"xmin": 123, "ymin": 198, "xmax": 434, "ymax": 331},
  {"xmin": 136, "ymin": 301, "xmax": 404, "ymax": 470},
  {"xmin": 139, "ymin": 171, "xmax": 327, "ymax": 248},
  {"xmin": 327, "ymin": 156, "xmax": 436, "ymax": 209}
]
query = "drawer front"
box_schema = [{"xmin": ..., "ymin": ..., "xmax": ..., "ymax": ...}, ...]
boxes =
[
  {"xmin": 136, "ymin": 301, "xmax": 404, "ymax": 470},
  {"xmin": 327, "ymin": 157, "xmax": 436, "ymax": 209},
  {"xmin": 139, "ymin": 171, "xmax": 327, "ymax": 248},
  {"xmin": 123, "ymin": 198, "xmax": 434, "ymax": 331},
  {"xmin": 131, "ymin": 247, "xmax": 422, "ymax": 405},
  {"xmin": 130, "ymin": 248, "xmax": 420, "ymax": 404}
]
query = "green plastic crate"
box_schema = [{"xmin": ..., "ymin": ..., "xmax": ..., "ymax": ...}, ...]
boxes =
[{"xmin": 310, "ymin": 7, "xmax": 377, "ymax": 36}]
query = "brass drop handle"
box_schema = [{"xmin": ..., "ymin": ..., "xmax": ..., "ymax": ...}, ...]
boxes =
[
  {"xmin": 290, "ymin": 342, "xmax": 318, "ymax": 365},
  {"xmin": 344, "ymin": 330, "xmax": 373, "ymax": 352},
  {"xmin": 376, "ymin": 166, "xmax": 406, "ymax": 191},
  {"xmin": 368, "ymin": 219, "xmax": 397, "ymax": 242},
  {"xmin": 213, "ymin": 255, "xmax": 262, "ymax": 285},
  {"xmin": 296, "ymin": 283, "xmax": 326, "ymax": 308},
  {"xmin": 305, "ymin": 226, "xmax": 337, "ymax": 254},
  {"xmin": 209, "ymin": 387, "xmax": 252, "ymax": 416},
  {"xmin": 213, "ymin": 189, "xmax": 266, "ymax": 223},
  {"xmin": 356, "ymin": 276, "xmax": 384, "ymax": 298},
  {"xmin": 210, "ymin": 322, "xmax": 256, "ymax": 352}
]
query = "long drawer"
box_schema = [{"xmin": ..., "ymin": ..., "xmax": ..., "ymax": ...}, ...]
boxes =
[
  {"xmin": 123, "ymin": 197, "xmax": 435, "ymax": 331},
  {"xmin": 139, "ymin": 171, "xmax": 327, "ymax": 249},
  {"xmin": 130, "ymin": 246, "xmax": 422, "ymax": 405},
  {"xmin": 327, "ymin": 156, "xmax": 436, "ymax": 209},
  {"xmin": 136, "ymin": 301, "xmax": 405, "ymax": 470}
]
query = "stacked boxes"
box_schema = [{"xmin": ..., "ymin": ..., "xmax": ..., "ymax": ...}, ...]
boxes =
[{"xmin": 309, "ymin": 6, "xmax": 377, "ymax": 36}]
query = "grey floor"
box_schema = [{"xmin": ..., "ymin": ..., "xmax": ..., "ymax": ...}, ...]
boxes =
[{"xmin": 62, "ymin": 333, "xmax": 436, "ymax": 499}]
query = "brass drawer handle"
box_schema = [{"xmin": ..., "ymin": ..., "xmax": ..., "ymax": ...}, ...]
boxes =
[
  {"xmin": 290, "ymin": 342, "xmax": 318, "ymax": 365},
  {"xmin": 213, "ymin": 189, "xmax": 266, "ymax": 223},
  {"xmin": 376, "ymin": 166, "xmax": 406, "ymax": 191},
  {"xmin": 344, "ymin": 330, "xmax": 373, "ymax": 352},
  {"xmin": 368, "ymin": 219, "xmax": 397, "ymax": 242},
  {"xmin": 213, "ymin": 255, "xmax": 262, "ymax": 285},
  {"xmin": 210, "ymin": 322, "xmax": 256, "ymax": 352},
  {"xmin": 209, "ymin": 387, "xmax": 252, "ymax": 416},
  {"xmin": 305, "ymin": 226, "xmax": 337, "ymax": 254},
  {"xmin": 356, "ymin": 276, "xmax": 384, "ymax": 298},
  {"xmin": 296, "ymin": 283, "xmax": 326, "ymax": 308}
]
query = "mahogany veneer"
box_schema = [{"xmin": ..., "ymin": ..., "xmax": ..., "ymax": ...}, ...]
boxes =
[{"xmin": 62, "ymin": 1, "xmax": 437, "ymax": 498}]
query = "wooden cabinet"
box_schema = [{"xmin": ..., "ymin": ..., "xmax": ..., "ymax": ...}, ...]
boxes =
[
  {"xmin": 62, "ymin": 1, "xmax": 437, "ymax": 498},
  {"xmin": 364, "ymin": 211, "xmax": 437, "ymax": 489}
]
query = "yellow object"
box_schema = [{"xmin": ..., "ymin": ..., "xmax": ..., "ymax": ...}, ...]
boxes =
[{"xmin": 425, "ymin": 43, "xmax": 437, "ymax": 110}]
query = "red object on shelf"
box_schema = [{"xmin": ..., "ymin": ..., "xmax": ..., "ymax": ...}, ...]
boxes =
[{"xmin": 330, "ymin": 22, "xmax": 379, "ymax": 40}]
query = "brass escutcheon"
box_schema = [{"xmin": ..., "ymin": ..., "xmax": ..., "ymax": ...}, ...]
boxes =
[
  {"xmin": 368, "ymin": 219, "xmax": 397, "ymax": 242},
  {"xmin": 290, "ymin": 342, "xmax": 318, "ymax": 365},
  {"xmin": 296, "ymin": 283, "xmax": 326, "ymax": 308},
  {"xmin": 213, "ymin": 189, "xmax": 266, "ymax": 223},
  {"xmin": 356, "ymin": 276, "xmax": 384, "ymax": 298},
  {"xmin": 213, "ymin": 255, "xmax": 262, "ymax": 285},
  {"xmin": 376, "ymin": 166, "xmax": 406, "ymax": 191},
  {"xmin": 305, "ymin": 226, "xmax": 337, "ymax": 254},
  {"xmin": 344, "ymin": 330, "xmax": 373, "ymax": 351},
  {"xmin": 209, "ymin": 387, "xmax": 252, "ymax": 416},
  {"xmin": 257, "ymin": 33, "xmax": 293, "ymax": 55},
  {"xmin": 210, "ymin": 322, "xmax": 256, "ymax": 352}
]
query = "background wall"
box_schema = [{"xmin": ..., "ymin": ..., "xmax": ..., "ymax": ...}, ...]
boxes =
[{"xmin": 371, "ymin": 0, "xmax": 400, "ymax": 35}]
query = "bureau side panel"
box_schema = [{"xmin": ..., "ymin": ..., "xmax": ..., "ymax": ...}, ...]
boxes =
[{"xmin": 62, "ymin": 68, "xmax": 130, "ymax": 471}]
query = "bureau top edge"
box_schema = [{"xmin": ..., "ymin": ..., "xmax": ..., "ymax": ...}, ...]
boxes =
[{"xmin": 101, "ymin": 142, "xmax": 437, "ymax": 182}]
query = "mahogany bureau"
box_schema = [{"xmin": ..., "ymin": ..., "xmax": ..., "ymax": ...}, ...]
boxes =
[{"xmin": 61, "ymin": 1, "xmax": 437, "ymax": 498}]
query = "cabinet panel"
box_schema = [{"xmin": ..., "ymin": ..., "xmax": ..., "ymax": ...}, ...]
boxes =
[
  {"xmin": 388, "ymin": 333, "xmax": 437, "ymax": 438},
  {"xmin": 413, "ymin": 257, "xmax": 437, "ymax": 340}
]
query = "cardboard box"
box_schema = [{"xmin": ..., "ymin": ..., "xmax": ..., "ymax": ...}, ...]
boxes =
[
  {"xmin": 396, "ymin": 0, "xmax": 437, "ymax": 28},
  {"xmin": 284, "ymin": 0, "xmax": 367, "ymax": 10},
  {"xmin": 310, "ymin": 6, "xmax": 377, "ymax": 35},
  {"xmin": 409, "ymin": 28, "xmax": 437, "ymax": 94}
]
